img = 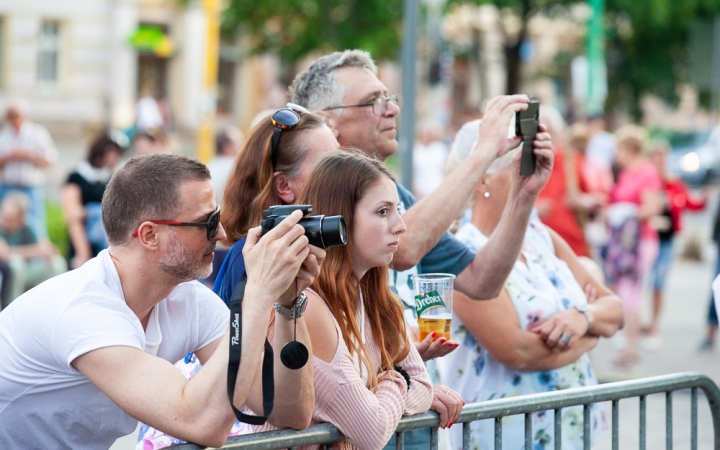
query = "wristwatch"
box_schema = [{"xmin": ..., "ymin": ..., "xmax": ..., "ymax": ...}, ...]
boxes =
[
  {"xmin": 273, "ymin": 292, "xmax": 308, "ymax": 319},
  {"xmin": 574, "ymin": 304, "xmax": 594, "ymax": 332}
]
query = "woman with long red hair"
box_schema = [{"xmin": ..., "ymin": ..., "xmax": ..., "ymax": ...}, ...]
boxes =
[{"xmin": 252, "ymin": 151, "xmax": 437, "ymax": 449}]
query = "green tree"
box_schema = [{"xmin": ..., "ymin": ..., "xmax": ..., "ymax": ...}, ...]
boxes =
[
  {"xmin": 221, "ymin": 0, "xmax": 405, "ymax": 62},
  {"xmin": 605, "ymin": 0, "xmax": 720, "ymax": 118},
  {"xmin": 450, "ymin": 0, "xmax": 720, "ymax": 116}
]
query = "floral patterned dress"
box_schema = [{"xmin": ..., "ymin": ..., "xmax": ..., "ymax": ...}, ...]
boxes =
[
  {"xmin": 135, "ymin": 353, "xmax": 250, "ymax": 450},
  {"xmin": 440, "ymin": 221, "xmax": 606, "ymax": 450}
]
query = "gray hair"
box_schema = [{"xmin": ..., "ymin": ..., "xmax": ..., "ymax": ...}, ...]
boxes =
[
  {"xmin": 445, "ymin": 119, "xmax": 515, "ymax": 176},
  {"xmin": 102, "ymin": 154, "xmax": 210, "ymax": 246},
  {"xmin": 290, "ymin": 50, "xmax": 378, "ymax": 114}
]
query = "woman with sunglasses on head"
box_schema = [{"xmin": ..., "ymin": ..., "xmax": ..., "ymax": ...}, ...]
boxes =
[
  {"xmin": 251, "ymin": 151, "xmax": 436, "ymax": 450},
  {"xmin": 136, "ymin": 108, "xmax": 337, "ymax": 449}
]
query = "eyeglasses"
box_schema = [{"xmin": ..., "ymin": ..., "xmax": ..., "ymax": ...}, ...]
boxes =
[
  {"xmin": 131, "ymin": 205, "xmax": 221, "ymax": 241},
  {"xmin": 270, "ymin": 108, "xmax": 301, "ymax": 166},
  {"xmin": 323, "ymin": 95, "xmax": 399, "ymax": 116}
]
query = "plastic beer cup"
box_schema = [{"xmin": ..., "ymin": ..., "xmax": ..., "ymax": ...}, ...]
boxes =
[{"xmin": 411, "ymin": 273, "xmax": 455, "ymax": 342}]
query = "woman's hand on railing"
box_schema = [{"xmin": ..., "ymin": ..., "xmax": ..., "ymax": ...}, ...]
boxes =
[{"xmin": 430, "ymin": 384, "xmax": 464, "ymax": 429}]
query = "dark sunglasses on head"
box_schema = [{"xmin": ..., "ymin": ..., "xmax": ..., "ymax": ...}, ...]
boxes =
[
  {"xmin": 270, "ymin": 108, "xmax": 301, "ymax": 165},
  {"xmin": 131, "ymin": 205, "xmax": 221, "ymax": 241}
]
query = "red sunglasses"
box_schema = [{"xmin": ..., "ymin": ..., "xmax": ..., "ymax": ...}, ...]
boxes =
[{"xmin": 131, "ymin": 205, "xmax": 221, "ymax": 241}]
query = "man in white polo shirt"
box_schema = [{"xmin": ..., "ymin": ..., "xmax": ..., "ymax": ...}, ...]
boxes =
[{"xmin": 0, "ymin": 154, "xmax": 321, "ymax": 449}]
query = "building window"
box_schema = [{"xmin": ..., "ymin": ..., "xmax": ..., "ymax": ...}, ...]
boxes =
[{"xmin": 37, "ymin": 21, "xmax": 61, "ymax": 84}]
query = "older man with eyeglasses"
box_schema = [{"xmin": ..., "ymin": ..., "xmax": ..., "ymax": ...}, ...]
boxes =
[
  {"xmin": 0, "ymin": 154, "xmax": 322, "ymax": 449},
  {"xmin": 290, "ymin": 50, "xmax": 555, "ymax": 445}
]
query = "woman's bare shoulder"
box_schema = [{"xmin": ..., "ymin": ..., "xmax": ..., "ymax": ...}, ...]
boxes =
[{"xmin": 303, "ymin": 289, "xmax": 340, "ymax": 363}]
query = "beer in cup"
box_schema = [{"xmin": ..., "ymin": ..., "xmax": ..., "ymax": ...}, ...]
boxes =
[{"xmin": 411, "ymin": 273, "xmax": 455, "ymax": 342}]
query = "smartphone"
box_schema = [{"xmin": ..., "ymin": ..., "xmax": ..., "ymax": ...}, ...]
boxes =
[{"xmin": 515, "ymin": 99, "xmax": 540, "ymax": 176}]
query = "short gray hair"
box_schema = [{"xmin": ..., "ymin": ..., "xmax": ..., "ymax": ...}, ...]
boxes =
[
  {"xmin": 290, "ymin": 50, "xmax": 378, "ymax": 114},
  {"xmin": 445, "ymin": 119, "xmax": 515, "ymax": 175},
  {"xmin": 102, "ymin": 154, "xmax": 210, "ymax": 246}
]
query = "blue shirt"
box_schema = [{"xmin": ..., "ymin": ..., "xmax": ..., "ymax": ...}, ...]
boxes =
[
  {"xmin": 212, "ymin": 237, "xmax": 247, "ymax": 305},
  {"xmin": 390, "ymin": 183, "xmax": 475, "ymax": 318}
]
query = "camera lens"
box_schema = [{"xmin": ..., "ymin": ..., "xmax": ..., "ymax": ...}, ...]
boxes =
[
  {"xmin": 320, "ymin": 216, "xmax": 347, "ymax": 248},
  {"xmin": 298, "ymin": 215, "xmax": 347, "ymax": 249}
]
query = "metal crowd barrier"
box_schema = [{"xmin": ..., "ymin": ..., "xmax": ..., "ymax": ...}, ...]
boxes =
[{"xmin": 170, "ymin": 372, "xmax": 720, "ymax": 450}]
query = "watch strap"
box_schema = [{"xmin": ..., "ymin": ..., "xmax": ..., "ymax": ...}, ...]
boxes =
[{"xmin": 273, "ymin": 292, "xmax": 308, "ymax": 319}]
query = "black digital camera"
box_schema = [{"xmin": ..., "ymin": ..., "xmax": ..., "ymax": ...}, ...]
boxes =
[
  {"xmin": 260, "ymin": 205, "xmax": 347, "ymax": 249},
  {"xmin": 515, "ymin": 99, "xmax": 540, "ymax": 176}
]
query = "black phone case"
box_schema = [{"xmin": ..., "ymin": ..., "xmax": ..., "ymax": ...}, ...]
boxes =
[{"xmin": 516, "ymin": 100, "xmax": 540, "ymax": 176}]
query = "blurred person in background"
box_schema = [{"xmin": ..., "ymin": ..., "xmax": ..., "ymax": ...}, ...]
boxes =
[
  {"xmin": 0, "ymin": 192, "xmax": 65, "ymax": 304},
  {"xmin": 586, "ymin": 114, "xmax": 616, "ymax": 170},
  {"xmin": 0, "ymin": 99, "xmax": 58, "ymax": 239},
  {"xmin": 200, "ymin": 126, "xmax": 245, "ymax": 288},
  {"xmin": 535, "ymin": 106, "xmax": 589, "ymax": 257},
  {"xmin": 132, "ymin": 128, "xmax": 168, "ymax": 156},
  {"xmin": 645, "ymin": 139, "xmax": 707, "ymax": 349},
  {"xmin": 62, "ymin": 133, "xmax": 125, "ymax": 269},
  {"xmin": 441, "ymin": 142, "xmax": 623, "ymax": 450},
  {"xmin": 208, "ymin": 126, "xmax": 244, "ymax": 207},
  {"xmin": 412, "ymin": 118, "xmax": 448, "ymax": 199},
  {"xmin": 605, "ymin": 125, "xmax": 663, "ymax": 368},
  {"xmin": 566, "ymin": 123, "xmax": 613, "ymax": 262},
  {"xmin": 136, "ymin": 88, "xmax": 164, "ymax": 131}
]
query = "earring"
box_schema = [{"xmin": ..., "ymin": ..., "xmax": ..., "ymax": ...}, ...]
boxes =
[{"xmin": 484, "ymin": 191, "xmax": 490, "ymax": 198}]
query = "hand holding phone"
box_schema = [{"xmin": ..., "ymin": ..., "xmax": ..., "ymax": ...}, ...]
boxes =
[{"xmin": 515, "ymin": 99, "xmax": 540, "ymax": 176}]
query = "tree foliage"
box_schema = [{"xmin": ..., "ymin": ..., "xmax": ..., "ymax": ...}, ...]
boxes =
[
  {"xmin": 605, "ymin": 0, "xmax": 720, "ymax": 117},
  {"xmin": 221, "ymin": 0, "xmax": 405, "ymax": 62}
]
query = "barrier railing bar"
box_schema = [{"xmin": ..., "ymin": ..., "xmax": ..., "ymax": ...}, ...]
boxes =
[
  {"xmin": 524, "ymin": 413, "xmax": 532, "ymax": 450},
  {"xmin": 395, "ymin": 431, "xmax": 404, "ymax": 450},
  {"xmin": 612, "ymin": 399, "xmax": 619, "ymax": 450},
  {"xmin": 583, "ymin": 403, "xmax": 591, "ymax": 450},
  {"xmin": 429, "ymin": 426, "xmax": 438, "ymax": 450},
  {"xmin": 462, "ymin": 422, "xmax": 470, "ymax": 450},
  {"xmin": 554, "ymin": 407, "xmax": 562, "ymax": 450},
  {"xmin": 666, "ymin": 391, "xmax": 673, "ymax": 450},
  {"xmin": 494, "ymin": 416, "xmax": 502, "ymax": 450},
  {"xmin": 168, "ymin": 372, "xmax": 720, "ymax": 450},
  {"xmin": 639, "ymin": 395, "xmax": 646, "ymax": 450},
  {"xmin": 692, "ymin": 387, "xmax": 699, "ymax": 450}
]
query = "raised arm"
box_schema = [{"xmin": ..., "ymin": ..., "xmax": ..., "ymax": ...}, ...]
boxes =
[
  {"xmin": 454, "ymin": 288, "xmax": 597, "ymax": 372},
  {"xmin": 392, "ymin": 95, "xmax": 530, "ymax": 270},
  {"xmin": 454, "ymin": 134, "xmax": 555, "ymax": 300}
]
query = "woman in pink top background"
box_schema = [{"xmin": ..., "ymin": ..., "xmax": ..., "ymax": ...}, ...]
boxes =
[
  {"xmin": 605, "ymin": 125, "xmax": 663, "ymax": 368},
  {"xmin": 253, "ymin": 151, "xmax": 444, "ymax": 449}
]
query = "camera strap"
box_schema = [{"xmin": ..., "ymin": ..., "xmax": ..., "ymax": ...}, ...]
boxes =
[{"xmin": 227, "ymin": 275, "xmax": 274, "ymax": 425}]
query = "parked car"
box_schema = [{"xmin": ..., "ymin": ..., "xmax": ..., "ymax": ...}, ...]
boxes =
[{"xmin": 667, "ymin": 127, "xmax": 720, "ymax": 186}]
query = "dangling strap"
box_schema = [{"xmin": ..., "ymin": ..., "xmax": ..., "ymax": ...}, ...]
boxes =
[{"xmin": 227, "ymin": 275, "xmax": 274, "ymax": 425}]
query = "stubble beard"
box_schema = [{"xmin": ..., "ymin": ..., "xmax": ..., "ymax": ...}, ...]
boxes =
[{"xmin": 158, "ymin": 234, "xmax": 214, "ymax": 282}]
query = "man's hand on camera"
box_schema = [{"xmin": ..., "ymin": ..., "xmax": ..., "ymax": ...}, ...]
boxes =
[
  {"xmin": 510, "ymin": 123, "xmax": 554, "ymax": 198},
  {"xmin": 474, "ymin": 95, "xmax": 529, "ymax": 161},
  {"xmin": 242, "ymin": 210, "xmax": 309, "ymax": 306},
  {"xmin": 277, "ymin": 244, "xmax": 326, "ymax": 307}
]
